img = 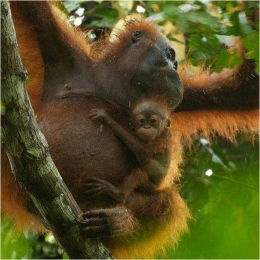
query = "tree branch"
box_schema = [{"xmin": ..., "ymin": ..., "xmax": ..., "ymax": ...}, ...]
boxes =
[{"xmin": 1, "ymin": 1, "xmax": 113, "ymax": 258}]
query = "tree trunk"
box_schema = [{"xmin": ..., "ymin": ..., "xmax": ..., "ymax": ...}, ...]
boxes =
[{"xmin": 1, "ymin": 1, "xmax": 113, "ymax": 258}]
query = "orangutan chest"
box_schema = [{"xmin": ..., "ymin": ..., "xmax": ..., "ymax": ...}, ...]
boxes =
[{"xmin": 37, "ymin": 99, "xmax": 136, "ymax": 192}]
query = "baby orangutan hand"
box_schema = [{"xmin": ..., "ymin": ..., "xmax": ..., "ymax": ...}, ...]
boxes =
[{"xmin": 84, "ymin": 177, "xmax": 125, "ymax": 204}]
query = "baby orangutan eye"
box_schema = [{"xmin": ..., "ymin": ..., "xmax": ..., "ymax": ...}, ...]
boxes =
[
  {"xmin": 137, "ymin": 114, "xmax": 146, "ymax": 124},
  {"xmin": 150, "ymin": 115, "xmax": 158, "ymax": 124}
]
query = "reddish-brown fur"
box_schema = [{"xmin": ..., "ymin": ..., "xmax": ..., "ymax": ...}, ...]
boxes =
[
  {"xmin": 2, "ymin": 1, "xmax": 258, "ymax": 258},
  {"xmin": 84, "ymin": 102, "xmax": 173, "ymax": 203}
]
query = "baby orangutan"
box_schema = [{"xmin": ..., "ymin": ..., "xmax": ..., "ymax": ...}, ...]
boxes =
[{"xmin": 86, "ymin": 101, "xmax": 173, "ymax": 204}]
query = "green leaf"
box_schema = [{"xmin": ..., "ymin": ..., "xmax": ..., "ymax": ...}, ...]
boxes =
[
  {"xmin": 213, "ymin": 49, "xmax": 242, "ymax": 73},
  {"xmin": 185, "ymin": 11, "xmax": 221, "ymax": 31},
  {"xmin": 226, "ymin": 12, "xmax": 242, "ymax": 36},
  {"xmin": 63, "ymin": 1, "xmax": 80, "ymax": 13},
  {"xmin": 243, "ymin": 30, "xmax": 259, "ymax": 74}
]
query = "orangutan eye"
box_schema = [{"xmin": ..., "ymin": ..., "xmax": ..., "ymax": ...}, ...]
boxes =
[
  {"xmin": 139, "ymin": 118, "xmax": 146, "ymax": 123},
  {"xmin": 150, "ymin": 118, "xmax": 157, "ymax": 124},
  {"xmin": 166, "ymin": 48, "xmax": 176, "ymax": 62}
]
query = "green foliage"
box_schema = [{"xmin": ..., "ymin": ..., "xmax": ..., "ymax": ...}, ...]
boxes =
[
  {"xmin": 1, "ymin": 216, "xmax": 34, "ymax": 259},
  {"xmin": 214, "ymin": 49, "xmax": 242, "ymax": 72},
  {"xmin": 164, "ymin": 136, "xmax": 259, "ymax": 258},
  {"xmin": 63, "ymin": 1, "xmax": 119, "ymax": 29},
  {"xmin": 1, "ymin": 217, "xmax": 64, "ymax": 259},
  {"xmin": 243, "ymin": 30, "xmax": 259, "ymax": 74}
]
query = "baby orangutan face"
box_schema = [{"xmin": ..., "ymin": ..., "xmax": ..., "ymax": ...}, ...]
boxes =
[{"xmin": 131, "ymin": 101, "xmax": 171, "ymax": 143}]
